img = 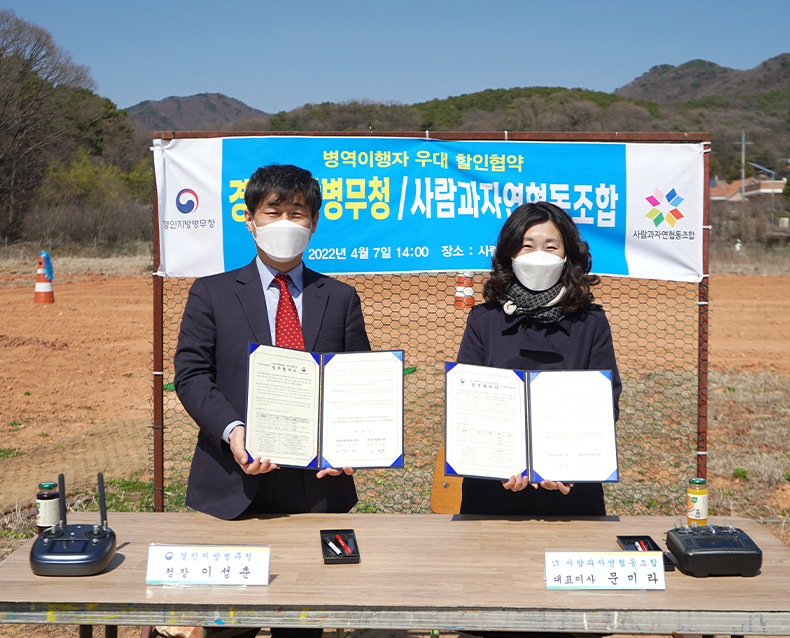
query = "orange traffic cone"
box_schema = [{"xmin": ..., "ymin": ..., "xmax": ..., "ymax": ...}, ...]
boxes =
[
  {"xmin": 34, "ymin": 252, "xmax": 54, "ymax": 304},
  {"xmin": 462, "ymin": 271, "xmax": 475, "ymax": 307},
  {"xmin": 453, "ymin": 271, "xmax": 475, "ymax": 308},
  {"xmin": 454, "ymin": 273, "xmax": 465, "ymax": 308}
]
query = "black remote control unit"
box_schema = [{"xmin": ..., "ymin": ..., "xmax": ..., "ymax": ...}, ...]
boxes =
[
  {"xmin": 29, "ymin": 472, "xmax": 117, "ymax": 576},
  {"xmin": 665, "ymin": 521, "xmax": 762, "ymax": 578}
]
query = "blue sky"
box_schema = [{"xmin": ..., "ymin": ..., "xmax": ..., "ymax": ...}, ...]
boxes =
[{"xmin": 6, "ymin": 0, "xmax": 789, "ymax": 113}]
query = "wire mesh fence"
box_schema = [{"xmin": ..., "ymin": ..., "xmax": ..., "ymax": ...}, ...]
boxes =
[{"xmin": 156, "ymin": 273, "xmax": 704, "ymax": 516}]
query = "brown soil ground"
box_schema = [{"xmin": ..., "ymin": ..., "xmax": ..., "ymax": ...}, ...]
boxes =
[
  {"xmin": 2, "ymin": 273, "xmax": 789, "ymax": 514},
  {"xmin": 708, "ymin": 274, "xmax": 790, "ymax": 374},
  {"xmin": 1, "ymin": 275, "xmax": 152, "ymax": 514},
  {"xmin": 0, "ymin": 272, "xmax": 788, "ymax": 638}
]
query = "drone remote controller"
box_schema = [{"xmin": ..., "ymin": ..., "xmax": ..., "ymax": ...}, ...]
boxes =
[
  {"xmin": 665, "ymin": 520, "xmax": 762, "ymax": 577},
  {"xmin": 29, "ymin": 472, "xmax": 117, "ymax": 576}
]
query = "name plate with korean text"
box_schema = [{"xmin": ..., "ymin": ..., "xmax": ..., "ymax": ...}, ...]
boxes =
[
  {"xmin": 146, "ymin": 544, "xmax": 271, "ymax": 586},
  {"xmin": 545, "ymin": 551, "xmax": 665, "ymax": 590}
]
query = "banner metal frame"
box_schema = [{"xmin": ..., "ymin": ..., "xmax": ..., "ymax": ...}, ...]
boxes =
[{"xmin": 150, "ymin": 130, "xmax": 711, "ymax": 512}]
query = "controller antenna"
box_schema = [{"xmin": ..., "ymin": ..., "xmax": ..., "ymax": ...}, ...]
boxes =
[
  {"xmin": 97, "ymin": 472, "xmax": 108, "ymax": 528},
  {"xmin": 57, "ymin": 473, "xmax": 67, "ymax": 527}
]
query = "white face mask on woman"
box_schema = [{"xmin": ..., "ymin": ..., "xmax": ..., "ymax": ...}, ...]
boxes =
[
  {"xmin": 253, "ymin": 219, "xmax": 312, "ymax": 263},
  {"xmin": 511, "ymin": 251, "xmax": 566, "ymax": 291}
]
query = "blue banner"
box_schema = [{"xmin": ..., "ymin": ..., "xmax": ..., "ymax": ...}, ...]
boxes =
[
  {"xmin": 155, "ymin": 136, "xmax": 703, "ymax": 281},
  {"xmin": 220, "ymin": 137, "xmax": 627, "ymax": 275}
]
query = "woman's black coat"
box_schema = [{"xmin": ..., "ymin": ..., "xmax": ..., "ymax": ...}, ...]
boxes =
[{"xmin": 457, "ymin": 302, "xmax": 622, "ymax": 517}]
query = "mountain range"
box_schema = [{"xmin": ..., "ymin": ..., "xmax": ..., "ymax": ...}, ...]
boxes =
[
  {"xmin": 615, "ymin": 55, "xmax": 790, "ymax": 102},
  {"xmin": 127, "ymin": 93, "xmax": 266, "ymax": 132},
  {"xmin": 125, "ymin": 54, "xmax": 790, "ymax": 177}
]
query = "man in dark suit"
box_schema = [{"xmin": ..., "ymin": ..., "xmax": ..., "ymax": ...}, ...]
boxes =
[{"xmin": 174, "ymin": 164, "xmax": 371, "ymax": 523}]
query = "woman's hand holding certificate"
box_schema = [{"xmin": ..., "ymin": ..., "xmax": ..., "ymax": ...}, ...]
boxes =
[
  {"xmin": 501, "ymin": 474, "xmax": 573, "ymax": 493},
  {"xmin": 315, "ymin": 466, "xmax": 355, "ymax": 478}
]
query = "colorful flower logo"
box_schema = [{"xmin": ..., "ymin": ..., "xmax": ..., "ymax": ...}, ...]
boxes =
[
  {"xmin": 645, "ymin": 188, "xmax": 684, "ymax": 227},
  {"xmin": 176, "ymin": 188, "xmax": 199, "ymax": 214}
]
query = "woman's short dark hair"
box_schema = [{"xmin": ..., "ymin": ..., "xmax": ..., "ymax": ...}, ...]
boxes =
[
  {"xmin": 483, "ymin": 201, "xmax": 600, "ymax": 313},
  {"xmin": 244, "ymin": 164, "xmax": 322, "ymax": 217}
]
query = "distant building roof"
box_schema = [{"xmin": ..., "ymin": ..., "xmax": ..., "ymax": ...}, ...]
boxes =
[
  {"xmin": 710, "ymin": 179, "xmax": 753, "ymax": 201},
  {"xmin": 710, "ymin": 177, "xmax": 786, "ymax": 201}
]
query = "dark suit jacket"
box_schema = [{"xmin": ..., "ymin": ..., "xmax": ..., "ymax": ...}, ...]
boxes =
[
  {"xmin": 174, "ymin": 259, "xmax": 371, "ymax": 520},
  {"xmin": 457, "ymin": 302, "xmax": 621, "ymax": 517}
]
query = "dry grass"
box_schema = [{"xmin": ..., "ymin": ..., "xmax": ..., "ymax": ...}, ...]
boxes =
[
  {"xmin": 707, "ymin": 368, "xmax": 790, "ymax": 546},
  {"xmin": 0, "ymin": 505, "xmax": 37, "ymax": 562},
  {"xmin": 0, "ymin": 491, "xmax": 105, "ymax": 563},
  {"xmin": 709, "ymin": 241, "xmax": 790, "ymax": 275},
  {"xmin": 1, "ymin": 236, "xmax": 788, "ymax": 278},
  {"xmin": 0, "ymin": 240, "xmax": 152, "ymax": 279},
  {"xmin": 0, "ymin": 237, "xmax": 787, "ymax": 279}
]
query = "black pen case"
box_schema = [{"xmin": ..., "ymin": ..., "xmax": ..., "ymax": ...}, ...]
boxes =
[
  {"xmin": 320, "ymin": 528, "xmax": 360, "ymax": 564},
  {"xmin": 616, "ymin": 534, "xmax": 676, "ymax": 571}
]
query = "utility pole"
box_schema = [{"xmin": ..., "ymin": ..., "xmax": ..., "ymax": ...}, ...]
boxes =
[
  {"xmin": 732, "ymin": 129, "xmax": 753, "ymax": 201},
  {"xmin": 749, "ymin": 161, "xmax": 777, "ymax": 224}
]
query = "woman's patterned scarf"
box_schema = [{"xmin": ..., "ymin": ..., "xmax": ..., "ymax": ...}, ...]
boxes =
[{"xmin": 498, "ymin": 279, "xmax": 566, "ymax": 324}]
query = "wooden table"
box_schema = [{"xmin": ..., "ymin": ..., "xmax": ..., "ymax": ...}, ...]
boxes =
[{"xmin": 1, "ymin": 513, "xmax": 789, "ymax": 636}]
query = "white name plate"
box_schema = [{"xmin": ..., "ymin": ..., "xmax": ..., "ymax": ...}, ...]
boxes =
[
  {"xmin": 545, "ymin": 551, "xmax": 665, "ymax": 590},
  {"xmin": 146, "ymin": 544, "xmax": 271, "ymax": 586}
]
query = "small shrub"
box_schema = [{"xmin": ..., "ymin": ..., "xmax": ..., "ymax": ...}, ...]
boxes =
[{"xmin": 733, "ymin": 467, "xmax": 750, "ymax": 481}]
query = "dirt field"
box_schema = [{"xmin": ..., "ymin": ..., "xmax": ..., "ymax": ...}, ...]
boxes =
[
  {"xmin": 1, "ymin": 275, "xmax": 152, "ymax": 514},
  {"xmin": 709, "ymin": 274, "xmax": 790, "ymax": 373},
  {"xmin": 2, "ymin": 272, "xmax": 788, "ymax": 515},
  {"xmin": 0, "ymin": 271, "xmax": 788, "ymax": 638}
]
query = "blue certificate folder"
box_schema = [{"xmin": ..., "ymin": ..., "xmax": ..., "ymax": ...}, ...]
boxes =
[
  {"xmin": 444, "ymin": 364, "xmax": 619, "ymax": 483},
  {"xmin": 245, "ymin": 345, "xmax": 404, "ymax": 470}
]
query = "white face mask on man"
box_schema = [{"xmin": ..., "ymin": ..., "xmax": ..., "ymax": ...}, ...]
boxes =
[
  {"xmin": 511, "ymin": 251, "xmax": 566, "ymax": 291},
  {"xmin": 253, "ymin": 219, "xmax": 312, "ymax": 263}
]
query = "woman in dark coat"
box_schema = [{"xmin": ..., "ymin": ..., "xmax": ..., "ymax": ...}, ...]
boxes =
[{"xmin": 458, "ymin": 201, "xmax": 622, "ymax": 517}]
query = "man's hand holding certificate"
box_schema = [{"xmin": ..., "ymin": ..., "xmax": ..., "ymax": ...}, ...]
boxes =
[
  {"xmin": 245, "ymin": 345, "xmax": 404, "ymax": 470},
  {"xmin": 445, "ymin": 363, "xmax": 618, "ymax": 483}
]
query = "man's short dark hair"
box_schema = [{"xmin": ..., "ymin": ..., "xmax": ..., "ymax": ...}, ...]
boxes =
[{"xmin": 244, "ymin": 164, "xmax": 323, "ymax": 218}]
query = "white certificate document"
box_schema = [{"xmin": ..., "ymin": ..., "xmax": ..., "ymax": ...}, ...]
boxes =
[
  {"xmin": 321, "ymin": 350, "xmax": 404, "ymax": 469},
  {"xmin": 445, "ymin": 364, "xmax": 618, "ymax": 483},
  {"xmin": 245, "ymin": 345, "xmax": 404, "ymax": 470},
  {"xmin": 245, "ymin": 345, "xmax": 320, "ymax": 468},
  {"xmin": 528, "ymin": 370, "xmax": 618, "ymax": 483},
  {"xmin": 445, "ymin": 363, "xmax": 527, "ymax": 480}
]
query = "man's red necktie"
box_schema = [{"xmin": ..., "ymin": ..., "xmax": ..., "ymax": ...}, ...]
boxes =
[{"xmin": 273, "ymin": 274, "xmax": 305, "ymax": 350}]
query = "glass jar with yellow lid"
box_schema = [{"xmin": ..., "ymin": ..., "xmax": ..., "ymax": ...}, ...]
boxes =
[{"xmin": 686, "ymin": 477, "xmax": 708, "ymax": 525}]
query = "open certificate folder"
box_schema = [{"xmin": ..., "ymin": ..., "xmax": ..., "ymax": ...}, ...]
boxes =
[
  {"xmin": 445, "ymin": 363, "xmax": 618, "ymax": 483},
  {"xmin": 245, "ymin": 345, "xmax": 404, "ymax": 470}
]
